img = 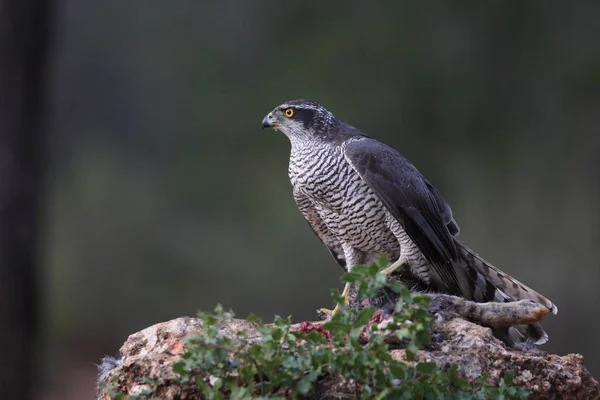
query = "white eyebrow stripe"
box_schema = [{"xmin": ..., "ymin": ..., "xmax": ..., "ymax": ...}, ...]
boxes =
[{"xmin": 279, "ymin": 104, "xmax": 322, "ymax": 111}]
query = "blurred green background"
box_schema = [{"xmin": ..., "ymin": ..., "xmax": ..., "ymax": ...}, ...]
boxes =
[{"xmin": 40, "ymin": 1, "xmax": 599, "ymax": 398}]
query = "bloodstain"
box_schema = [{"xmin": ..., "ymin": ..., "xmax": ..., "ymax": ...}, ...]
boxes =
[{"xmin": 296, "ymin": 321, "xmax": 333, "ymax": 340}]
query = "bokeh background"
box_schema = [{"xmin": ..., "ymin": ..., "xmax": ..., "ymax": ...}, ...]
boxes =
[{"xmin": 9, "ymin": 1, "xmax": 599, "ymax": 398}]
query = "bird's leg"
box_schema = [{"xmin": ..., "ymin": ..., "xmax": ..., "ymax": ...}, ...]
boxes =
[
  {"xmin": 318, "ymin": 255, "xmax": 406, "ymax": 318},
  {"xmin": 379, "ymin": 256, "xmax": 406, "ymax": 277},
  {"xmin": 318, "ymin": 281, "xmax": 351, "ymax": 317},
  {"xmin": 318, "ymin": 246, "xmax": 364, "ymax": 318}
]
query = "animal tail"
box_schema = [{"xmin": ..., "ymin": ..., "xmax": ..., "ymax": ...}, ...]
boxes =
[{"xmin": 456, "ymin": 241, "xmax": 557, "ymax": 345}]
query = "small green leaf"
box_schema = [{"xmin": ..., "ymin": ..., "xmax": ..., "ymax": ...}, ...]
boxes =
[
  {"xmin": 503, "ymin": 370, "xmax": 516, "ymax": 385},
  {"xmin": 203, "ymin": 314, "xmax": 218, "ymax": 325},
  {"xmin": 330, "ymin": 288, "xmax": 344, "ymax": 304},
  {"xmin": 415, "ymin": 362, "xmax": 437, "ymax": 374},
  {"xmin": 396, "ymin": 327, "xmax": 411, "ymax": 339},
  {"xmin": 172, "ymin": 361, "xmax": 188, "ymax": 375},
  {"xmin": 353, "ymin": 307, "xmax": 376, "ymax": 328},
  {"xmin": 413, "ymin": 294, "xmax": 432, "ymax": 307},
  {"xmin": 395, "ymin": 301, "xmax": 405, "ymax": 313},
  {"xmin": 374, "ymin": 273, "xmax": 387, "ymax": 284},
  {"xmin": 389, "ymin": 362, "xmax": 406, "ymax": 379},
  {"xmin": 388, "ymin": 279, "xmax": 405, "ymax": 294},
  {"xmin": 306, "ymin": 366, "xmax": 322, "ymax": 381},
  {"xmin": 303, "ymin": 330, "xmax": 327, "ymax": 344},
  {"xmin": 323, "ymin": 320, "xmax": 350, "ymax": 335},
  {"xmin": 271, "ymin": 327, "xmax": 283, "ymax": 341},
  {"xmin": 341, "ymin": 271, "xmax": 362, "ymax": 283},
  {"xmin": 246, "ymin": 313, "xmax": 261, "ymax": 324},
  {"xmin": 297, "ymin": 376, "xmax": 312, "ymax": 394},
  {"xmin": 141, "ymin": 376, "xmax": 155, "ymax": 385},
  {"xmin": 406, "ymin": 342, "xmax": 418, "ymax": 361}
]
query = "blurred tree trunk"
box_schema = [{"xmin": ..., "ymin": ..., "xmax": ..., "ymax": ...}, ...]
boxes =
[{"xmin": 0, "ymin": 0, "xmax": 53, "ymax": 398}]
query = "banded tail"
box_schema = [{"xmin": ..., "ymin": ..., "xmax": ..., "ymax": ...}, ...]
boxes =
[{"xmin": 456, "ymin": 242, "xmax": 557, "ymax": 346}]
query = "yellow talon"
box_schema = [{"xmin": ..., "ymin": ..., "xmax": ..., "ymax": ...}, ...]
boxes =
[
  {"xmin": 318, "ymin": 281, "xmax": 352, "ymax": 317},
  {"xmin": 380, "ymin": 256, "xmax": 406, "ymax": 276},
  {"xmin": 318, "ymin": 257, "xmax": 406, "ymax": 319}
]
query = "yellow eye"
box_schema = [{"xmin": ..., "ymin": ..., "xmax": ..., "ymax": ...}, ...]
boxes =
[{"xmin": 284, "ymin": 108, "xmax": 294, "ymax": 118}]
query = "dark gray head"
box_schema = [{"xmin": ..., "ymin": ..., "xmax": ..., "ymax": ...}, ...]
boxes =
[{"xmin": 262, "ymin": 99, "xmax": 339, "ymax": 141}]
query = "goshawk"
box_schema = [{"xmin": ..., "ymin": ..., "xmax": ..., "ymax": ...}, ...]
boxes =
[{"xmin": 262, "ymin": 99, "xmax": 557, "ymax": 346}]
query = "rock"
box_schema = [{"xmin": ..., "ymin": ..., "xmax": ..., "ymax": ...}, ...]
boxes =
[{"xmin": 97, "ymin": 317, "xmax": 599, "ymax": 400}]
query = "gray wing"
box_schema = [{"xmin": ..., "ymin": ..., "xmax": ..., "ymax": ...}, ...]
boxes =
[
  {"xmin": 342, "ymin": 136, "xmax": 467, "ymax": 295},
  {"xmin": 293, "ymin": 189, "xmax": 347, "ymax": 271}
]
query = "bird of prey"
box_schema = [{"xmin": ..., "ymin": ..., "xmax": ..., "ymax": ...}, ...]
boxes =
[{"xmin": 262, "ymin": 99, "xmax": 557, "ymax": 346}]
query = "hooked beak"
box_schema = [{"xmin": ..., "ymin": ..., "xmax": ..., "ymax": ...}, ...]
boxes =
[{"xmin": 262, "ymin": 113, "xmax": 275, "ymax": 129}]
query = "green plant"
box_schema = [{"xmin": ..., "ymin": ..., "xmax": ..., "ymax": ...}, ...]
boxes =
[
  {"xmin": 168, "ymin": 257, "xmax": 529, "ymax": 399},
  {"xmin": 100, "ymin": 376, "xmax": 164, "ymax": 400}
]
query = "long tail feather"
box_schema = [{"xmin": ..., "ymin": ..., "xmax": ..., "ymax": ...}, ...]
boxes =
[
  {"xmin": 457, "ymin": 242, "xmax": 558, "ymax": 315},
  {"xmin": 453, "ymin": 241, "xmax": 556, "ymax": 348}
]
